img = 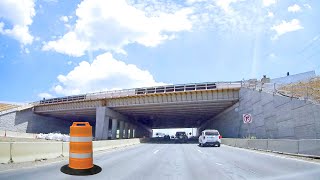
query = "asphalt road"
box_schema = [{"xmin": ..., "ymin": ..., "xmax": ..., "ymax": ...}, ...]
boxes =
[{"xmin": 0, "ymin": 143, "xmax": 320, "ymax": 180}]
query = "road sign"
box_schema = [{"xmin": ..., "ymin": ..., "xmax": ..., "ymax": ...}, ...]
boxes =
[{"xmin": 243, "ymin": 114, "xmax": 252, "ymax": 123}]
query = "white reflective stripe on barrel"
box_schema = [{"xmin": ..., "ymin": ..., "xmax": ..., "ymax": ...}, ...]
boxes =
[
  {"xmin": 70, "ymin": 136, "xmax": 92, "ymax": 142},
  {"xmin": 69, "ymin": 153, "xmax": 93, "ymax": 159}
]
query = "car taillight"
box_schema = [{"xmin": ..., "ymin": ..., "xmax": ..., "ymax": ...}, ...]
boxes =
[{"xmin": 219, "ymin": 135, "xmax": 222, "ymax": 139}]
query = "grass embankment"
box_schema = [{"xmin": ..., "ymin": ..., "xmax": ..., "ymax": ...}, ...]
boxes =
[{"xmin": 278, "ymin": 77, "xmax": 320, "ymax": 102}]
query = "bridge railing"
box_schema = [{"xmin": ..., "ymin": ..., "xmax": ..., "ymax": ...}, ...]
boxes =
[{"xmin": 36, "ymin": 81, "xmax": 242, "ymax": 105}]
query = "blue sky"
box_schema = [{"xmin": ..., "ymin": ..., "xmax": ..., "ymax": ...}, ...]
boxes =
[{"xmin": 0, "ymin": 0, "xmax": 319, "ymax": 103}]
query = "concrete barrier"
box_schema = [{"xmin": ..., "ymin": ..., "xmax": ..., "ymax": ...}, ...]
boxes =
[
  {"xmin": 221, "ymin": 138, "xmax": 236, "ymax": 146},
  {"xmin": 93, "ymin": 138, "xmax": 141, "ymax": 151},
  {"xmin": 3, "ymin": 130, "xmax": 36, "ymax": 139},
  {"xmin": 93, "ymin": 141, "xmax": 108, "ymax": 151},
  {"xmin": 222, "ymin": 138, "xmax": 320, "ymax": 157},
  {"xmin": 268, "ymin": 139, "xmax": 299, "ymax": 154},
  {"xmin": 0, "ymin": 130, "xmax": 6, "ymax": 137},
  {"xmin": 235, "ymin": 139, "xmax": 248, "ymax": 148},
  {"xmin": 298, "ymin": 139, "xmax": 320, "ymax": 156},
  {"xmin": 248, "ymin": 139, "xmax": 268, "ymax": 150},
  {"xmin": 62, "ymin": 142, "xmax": 69, "ymax": 157},
  {"xmin": 0, "ymin": 143, "xmax": 11, "ymax": 163},
  {"xmin": 11, "ymin": 142, "xmax": 63, "ymax": 163},
  {"xmin": 2, "ymin": 139, "xmax": 141, "ymax": 163}
]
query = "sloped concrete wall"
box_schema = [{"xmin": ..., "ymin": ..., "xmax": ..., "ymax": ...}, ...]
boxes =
[
  {"xmin": 0, "ymin": 108, "xmax": 71, "ymax": 134},
  {"xmin": 204, "ymin": 88, "xmax": 320, "ymax": 139}
]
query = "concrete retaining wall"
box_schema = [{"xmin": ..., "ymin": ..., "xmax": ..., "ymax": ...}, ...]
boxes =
[
  {"xmin": 204, "ymin": 88, "xmax": 320, "ymax": 139},
  {"xmin": 222, "ymin": 138, "xmax": 320, "ymax": 157},
  {"xmin": 0, "ymin": 108, "xmax": 71, "ymax": 134},
  {"xmin": 0, "ymin": 138, "xmax": 142, "ymax": 163}
]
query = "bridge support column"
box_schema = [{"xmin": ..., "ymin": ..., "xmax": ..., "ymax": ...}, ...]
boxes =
[
  {"xmin": 129, "ymin": 125, "xmax": 134, "ymax": 138},
  {"xmin": 119, "ymin": 121, "xmax": 124, "ymax": 139},
  {"xmin": 133, "ymin": 128, "xmax": 136, "ymax": 138},
  {"xmin": 95, "ymin": 107, "xmax": 110, "ymax": 140},
  {"xmin": 111, "ymin": 119, "xmax": 118, "ymax": 140},
  {"xmin": 124, "ymin": 123, "xmax": 129, "ymax": 139}
]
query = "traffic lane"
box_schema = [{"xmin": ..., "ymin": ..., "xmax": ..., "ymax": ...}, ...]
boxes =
[
  {"xmin": 197, "ymin": 144, "xmax": 320, "ymax": 179},
  {"xmin": 0, "ymin": 143, "xmax": 159, "ymax": 180},
  {"xmin": 1, "ymin": 143, "xmax": 320, "ymax": 180},
  {"xmin": 123, "ymin": 143, "xmax": 230, "ymax": 180},
  {"xmin": 0, "ymin": 143, "xmax": 233, "ymax": 180}
]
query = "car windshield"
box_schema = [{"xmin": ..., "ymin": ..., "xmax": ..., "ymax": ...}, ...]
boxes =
[{"xmin": 205, "ymin": 132, "xmax": 219, "ymax": 136}]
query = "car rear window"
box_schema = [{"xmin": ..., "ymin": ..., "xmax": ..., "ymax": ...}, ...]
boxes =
[
  {"xmin": 176, "ymin": 132, "xmax": 186, "ymax": 136},
  {"xmin": 205, "ymin": 132, "xmax": 219, "ymax": 135}
]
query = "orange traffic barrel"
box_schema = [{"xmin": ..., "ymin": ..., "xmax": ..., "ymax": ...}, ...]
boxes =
[
  {"xmin": 61, "ymin": 122, "xmax": 101, "ymax": 176},
  {"xmin": 69, "ymin": 122, "xmax": 93, "ymax": 169}
]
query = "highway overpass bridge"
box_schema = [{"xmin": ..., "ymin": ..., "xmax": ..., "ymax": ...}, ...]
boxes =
[{"xmin": 33, "ymin": 82, "xmax": 241, "ymax": 140}]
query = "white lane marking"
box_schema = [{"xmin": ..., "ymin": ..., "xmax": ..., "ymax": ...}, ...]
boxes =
[
  {"xmin": 215, "ymin": 163, "xmax": 223, "ymax": 166},
  {"xmin": 197, "ymin": 149, "xmax": 203, "ymax": 154},
  {"xmin": 223, "ymin": 145, "xmax": 320, "ymax": 166},
  {"xmin": 153, "ymin": 150, "xmax": 159, "ymax": 154}
]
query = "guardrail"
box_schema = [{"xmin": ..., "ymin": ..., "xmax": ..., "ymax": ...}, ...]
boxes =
[
  {"xmin": 222, "ymin": 138, "xmax": 320, "ymax": 158},
  {"xmin": 36, "ymin": 81, "xmax": 242, "ymax": 105}
]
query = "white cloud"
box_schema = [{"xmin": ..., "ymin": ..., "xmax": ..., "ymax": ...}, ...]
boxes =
[
  {"xmin": 214, "ymin": 0, "xmax": 241, "ymax": 13},
  {"xmin": 288, "ymin": 4, "xmax": 301, "ymax": 12},
  {"xmin": 303, "ymin": 4, "xmax": 311, "ymax": 9},
  {"xmin": 186, "ymin": 0, "xmax": 208, "ymax": 4},
  {"xmin": 269, "ymin": 53, "xmax": 276, "ymax": 58},
  {"xmin": 267, "ymin": 11, "xmax": 274, "ymax": 18},
  {"xmin": 42, "ymin": 32, "xmax": 89, "ymax": 57},
  {"xmin": 0, "ymin": 0, "xmax": 35, "ymax": 45},
  {"xmin": 38, "ymin": 92, "xmax": 54, "ymax": 99},
  {"xmin": 24, "ymin": 48, "xmax": 30, "ymax": 54},
  {"xmin": 271, "ymin": 19, "xmax": 303, "ymax": 39},
  {"xmin": 43, "ymin": 0, "xmax": 193, "ymax": 57},
  {"xmin": 262, "ymin": 0, "xmax": 276, "ymax": 7},
  {"xmin": 60, "ymin": 16, "xmax": 69, "ymax": 23},
  {"xmin": 52, "ymin": 52, "xmax": 165, "ymax": 95},
  {"xmin": 67, "ymin": 61, "xmax": 73, "ymax": 65}
]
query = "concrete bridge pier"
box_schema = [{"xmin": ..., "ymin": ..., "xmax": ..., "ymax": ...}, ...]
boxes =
[
  {"xmin": 95, "ymin": 107, "xmax": 152, "ymax": 140},
  {"xmin": 119, "ymin": 121, "xmax": 124, "ymax": 139},
  {"xmin": 129, "ymin": 125, "xmax": 134, "ymax": 138},
  {"xmin": 95, "ymin": 106, "xmax": 110, "ymax": 140},
  {"xmin": 111, "ymin": 119, "xmax": 118, "ymax": 140},
  {"xmin": 124, "ymin": 123, "xmax": 129, "ymax": 139}
]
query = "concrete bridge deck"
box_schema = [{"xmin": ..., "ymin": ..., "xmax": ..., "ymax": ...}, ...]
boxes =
[{"xmin": 31, "ymin": 82, "xmax": 241, "ymax": 140}]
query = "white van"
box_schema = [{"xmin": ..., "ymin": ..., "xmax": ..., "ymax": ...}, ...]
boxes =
[{"xmin": 198, "ymin": 129, "xmax": 222, "ymax": 147}]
